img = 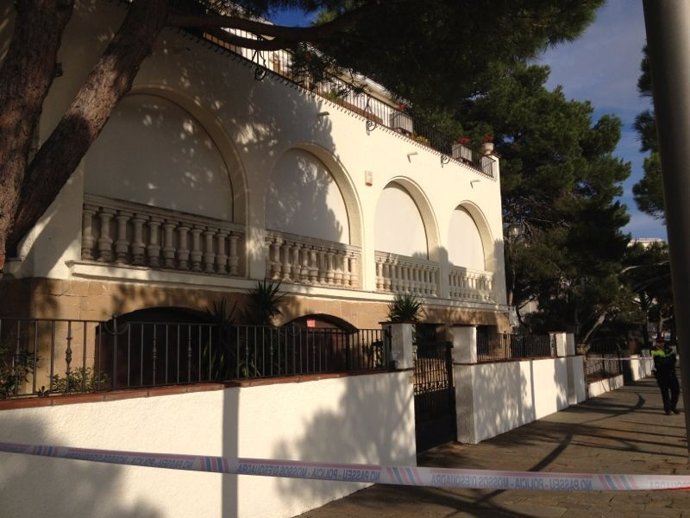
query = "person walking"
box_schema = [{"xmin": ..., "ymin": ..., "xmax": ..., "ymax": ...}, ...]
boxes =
[{"xmin": 651, "ymin": 337, "xmax": 680, "ymax": 415}]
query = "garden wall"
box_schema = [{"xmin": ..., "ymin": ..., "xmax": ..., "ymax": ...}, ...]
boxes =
[{"xmin": 0, "ymin": 371, "xmax": 415, "ymax": 518}]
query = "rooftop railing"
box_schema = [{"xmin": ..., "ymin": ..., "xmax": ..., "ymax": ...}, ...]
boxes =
[{"xmin": 167, "ymin": 1, "xmax": 495, "ymax": 177}]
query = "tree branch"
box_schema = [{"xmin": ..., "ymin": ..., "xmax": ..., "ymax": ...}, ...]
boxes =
[
  {"xmin": 8, "ymin": 0, "xmax": 169, "ymax": 255},
  {"xmin": 168, "ymin": 1, "xmax": 383, "ymax": 45}
]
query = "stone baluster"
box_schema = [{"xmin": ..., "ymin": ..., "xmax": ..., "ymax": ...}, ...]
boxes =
[
  {"xmin": 228, "ymin": 233, "xmax": 240, "ymax": 275},
  {"xmin": 216, "ymin": 230, "xmax": 228, "ymax": 274},
  {"xmin": 326, "ymin": 251, "xmax": 335, "ymax": 284},
  {"xmin": 317, "ymin": 248, "xmax": 327, "ymax": 284},
  {"xmin": 300, "ymin": 245, "xmax": 310, "ymax": 282},
  {"xmin": 114, "ymin": 210, "xmax": 132, "ymax": 264},
  {"xmin": 190, "ymin": 226, "xmax": 204, "ymax": 272},
  {"xmin": 291, "ymin": 243, "xmax": 301, "ymax": 280},
  {"xmin": 81, "ymin": 204, "xmax": 97, "ymax": 260},
  {"xmin": 131, "ymin": 214, "xmax": 147, "ymax": 266},
  {"xmin": 177, "ymin": 225, "xmax": 190, "ymax": 270},
  {"xmin": 376, "ymin": 258, "xmax": 383, "ymax": 290},
  {"xmin": 162, "ymin": 220, "xmax": 177, "ymax": 268},
  {"xmin": 146, "ymin": 216, "xmax": 163, "ymax": 268},
  {"xmin": 267, "ymin": 236, "xmax": 281, "ymax": 278},
  {"xmin": 309, "ymin": 247, "xmax": 319, "ymax": 284},
  {"xmin": 345, "ymin": 253, "xmax": 354, "ymax": 287},
  {"xmin": 382, "ymin": 259, "xmax": 391, "ymax": 291},
  {"xmin": 281, "ymin": 241, "xmax": 291, "ymax": 280},
  {"xmin": 97, "ymin": 208, "xmax": 115, "ymax": 262},
  {"xmin": 333, "ymin": 251, "xmax": 343, "ymax": 286},
  {"xmin": 203, "ymin": 227, "xmax": 216, "ymax": 273}
]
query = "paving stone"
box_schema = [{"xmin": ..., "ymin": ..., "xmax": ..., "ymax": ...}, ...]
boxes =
[{"xmin": 296, "ymin": 377, "xmax": 690, "ymax": 517}]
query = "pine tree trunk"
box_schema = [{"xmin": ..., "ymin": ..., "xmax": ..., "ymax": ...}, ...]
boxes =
[
  {"xmin": 0, "ymin": 0, "xmax": 74, "ymax": 271},
  {"xmin": 6, "ymin": 0, "xmax": 169, "ymax": 262}
]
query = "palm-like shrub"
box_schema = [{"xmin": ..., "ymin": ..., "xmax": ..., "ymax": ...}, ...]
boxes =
[{"xmin": 387, "ymin": 293, "xmax": 422, "ymax": 322}]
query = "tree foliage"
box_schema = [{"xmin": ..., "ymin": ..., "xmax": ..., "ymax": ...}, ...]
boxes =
[
  {"xmin": 0, "ymin": 0, "xmax": 604, "ymax": 270},
  {"xmin": 632, "ymin": 46, "xmax": 665, "ymax": 220},
  {"xmin": 453, "ymin": 62, "xmax": 631, "ymax": 343}
]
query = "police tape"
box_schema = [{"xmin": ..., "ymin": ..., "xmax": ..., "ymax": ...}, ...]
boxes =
[{"xmin": 1, "ymin": 441, "xmax": 689, "ymax": 491}]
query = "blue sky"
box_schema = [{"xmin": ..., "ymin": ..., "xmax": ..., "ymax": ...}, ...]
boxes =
[
  {"xmin": 271, "ymin": 2, "xmax": 666, "ymax": 239},
  {"xmin": 539, "ymin": 0, "xmax": 666, "ymax": 239}
]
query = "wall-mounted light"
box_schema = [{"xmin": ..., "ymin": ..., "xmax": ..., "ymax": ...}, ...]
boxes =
[
  {"xmin": 366, "ymin": 119, "xmax": 377, "ymax": 132},
  {"xmin": 440, "ymin": 154, "xmax": 450, "ymax": 165},
  {"xmin": 470, "ymin": 179, "xmax": 481, "ymax": 188},
  {"xmin": 407, "ymin": 151, "xmax": 418, "ymax": 162},
  {"xmin": 317, "ymin": 111, "xmax": 330, "ymax": 117}
]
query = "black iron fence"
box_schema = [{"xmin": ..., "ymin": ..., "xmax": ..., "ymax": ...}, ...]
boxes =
[
  {"xmin": 584, "ymin": 353, "xmax": 622, "ymax": 381},
  {"xmin": 477, "ymin": 333, "xmax": 555, "ymax": 363},
  {"xmin": 0, "ymin": 317, "xmax": 386, "ymax": 399}
]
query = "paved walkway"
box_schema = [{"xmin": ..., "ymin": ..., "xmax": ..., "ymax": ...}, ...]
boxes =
[{"xmin": 298, "ymin": 376, "xmax": 690, "ymax": 517}]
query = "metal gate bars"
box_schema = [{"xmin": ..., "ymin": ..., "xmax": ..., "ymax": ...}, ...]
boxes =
[{"xmin": 413, "ymin": 341, "xmax": 456, "ymax": 452}]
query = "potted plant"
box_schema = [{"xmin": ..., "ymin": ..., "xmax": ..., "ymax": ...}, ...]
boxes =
[
  {"xmin": 452, "ymin": 136, "xmax": 473, "ymax": 162},
  {"xmin": 481, "ymin": 134, "xmax": 494, "ymax": 155}
]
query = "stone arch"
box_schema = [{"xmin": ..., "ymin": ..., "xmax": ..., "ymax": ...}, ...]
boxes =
[
  {"xmin": 448, "ymin": 201, "xmax": 495, "ymax": 272},
  {"xmin": 85, "ymin": 87, "xmax": 248, "ymax": 224},
  {"xmin": 284, "ymin": 313, "xmax": 357, "ymax": 332},
  {"xmin": 374, "ymin": 177, "xmax": 440, "ymax": 260},
  {"xmin": 97, "ymin": 306, "xmax": 214, "ymax": 389},
  {"xmin": 266, "ymin": 143, "xmax": 363, "ymax": 247}
]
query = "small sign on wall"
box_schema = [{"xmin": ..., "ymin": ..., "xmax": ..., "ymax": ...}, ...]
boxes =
[{"xmin": 365, "ymin": 170, "xmax": 373, "ymax": 186}]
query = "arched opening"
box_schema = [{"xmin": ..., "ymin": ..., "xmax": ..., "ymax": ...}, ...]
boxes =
[
  {"xmin": 448, "ymin": 206, "xmax": 486, "ymax": 270},
  {"xmin": 85, "ymin": 93, "xmax": 235, "ymax": 221},
  {"xmin": 95, "ymin": 307, "xmax": 214, "ymax": 390}
]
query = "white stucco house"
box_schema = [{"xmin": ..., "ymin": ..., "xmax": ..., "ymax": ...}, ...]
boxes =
[
  {"xmin": 0, "ymin": 2, "xmax": 562, "ymax": 518},
  {"xmin": 1, "ymin": 1, "xmax": 508, "ymax": 332}
]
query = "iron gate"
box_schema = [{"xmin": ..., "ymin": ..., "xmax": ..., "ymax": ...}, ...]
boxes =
[{"xmin": 413, "ymin": 341, "xmax": 457, "ymax": 452}]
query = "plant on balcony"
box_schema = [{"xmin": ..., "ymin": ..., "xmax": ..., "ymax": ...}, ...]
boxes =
[
  {"xmin": 0, "ymin": 342, "xmax": 37, "ymax": 399},
  {"xmin": 387, "ymin": 293, "xmax": 423, "ymax": 322},
  {"xmin": 413, "ymin": 134, "xmax": 430, "ymax": 146}
]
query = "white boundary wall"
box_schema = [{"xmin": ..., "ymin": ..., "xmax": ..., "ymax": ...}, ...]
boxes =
[
  {"xmin": 454, "ymin": 356, "xmax": 586, "ymax": 444},
  {"xmin": 0, "ymin": 371, "xmax": 415, "ymax": 518}
]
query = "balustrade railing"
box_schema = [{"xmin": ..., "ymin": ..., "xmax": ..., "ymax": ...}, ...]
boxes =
[
  {"xmin": 449, "ymin": 266, "xmax": 494, "ymax": 302},
  {"xmin": 375, "ymin": 251, "xmax": 439, "ymax": 297},
  {"xmin": 81, "ymin": 195, "xmax": 244, "ymax": 276},
  {"xmin": 265, "ymin": 231, "xmax": 361, "ymax": 289}
]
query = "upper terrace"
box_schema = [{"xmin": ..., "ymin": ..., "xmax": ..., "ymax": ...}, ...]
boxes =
[{"xmin": 168, "ymin": 0, "xmax": 495, "ymax": 177}]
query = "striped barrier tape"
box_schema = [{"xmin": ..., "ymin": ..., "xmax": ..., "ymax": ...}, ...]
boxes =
[{"xmin": 1, "ymin": 441, "xmax": 689, "ymax": 491}]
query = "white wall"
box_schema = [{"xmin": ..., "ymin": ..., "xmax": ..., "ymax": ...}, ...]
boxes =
[
  {"xmin": 2, "ymin": 0, "xmax": 507, "ymax": 306},
  {"xmin": 0, "ymin": 372, "xmax": 415, "ymax": 518},
  {"xmin": 455, "ymin": 356, "xmax": 586, "ymax": 444},
  {"xmin": 374, "ymin": 183, "xmax": 428, "ymax": 257},
  {"xmin": 447, "ymin": 207, "xmax": 485, "ymax": 270},
  {"xmin": 266, "ymin": 149, "xmax": 349, "ymax": 243},
  {"xmin": 85, "ymin": 94, "xmax": 234, "ymax": 221}
]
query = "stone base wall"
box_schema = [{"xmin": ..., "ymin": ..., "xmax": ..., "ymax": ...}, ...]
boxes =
[{"xmin": 0, "ymin": 277, "xmax": 509, "ymax": 330}]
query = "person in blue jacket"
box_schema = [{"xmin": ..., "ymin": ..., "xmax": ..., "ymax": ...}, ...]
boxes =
[{"xmin": 651, "ymin": 337, "xmax": 680, "ymax": 415}]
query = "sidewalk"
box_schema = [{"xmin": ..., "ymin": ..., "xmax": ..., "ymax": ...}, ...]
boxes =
[{"xmin": 297, "ymin": 376, "xmax": 690, "ymax": 517}]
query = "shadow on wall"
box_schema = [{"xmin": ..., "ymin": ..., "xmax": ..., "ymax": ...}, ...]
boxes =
[
  {"xmin": 0, "ymin": 416, "xmax": 161, "ymax": 518},
  {"xmin": 271, "ymin": 373, "xmax": 414, "ymax": 507}
]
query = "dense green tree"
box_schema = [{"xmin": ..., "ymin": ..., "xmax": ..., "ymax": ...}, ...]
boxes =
[
  {"xmin": 632, "ymin": 47, "xmax": 665, "ymax": 220},
  {"xmin": 454, "ymin": 63, "xmax": 631, "ymax": 344},
  {"xmin": 620, "ymin": 241, "xmax": 673, "ymax": 345},
  {"xmin": 0, "ymin": 0, "xmax": 604, "ymax": 271}
]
